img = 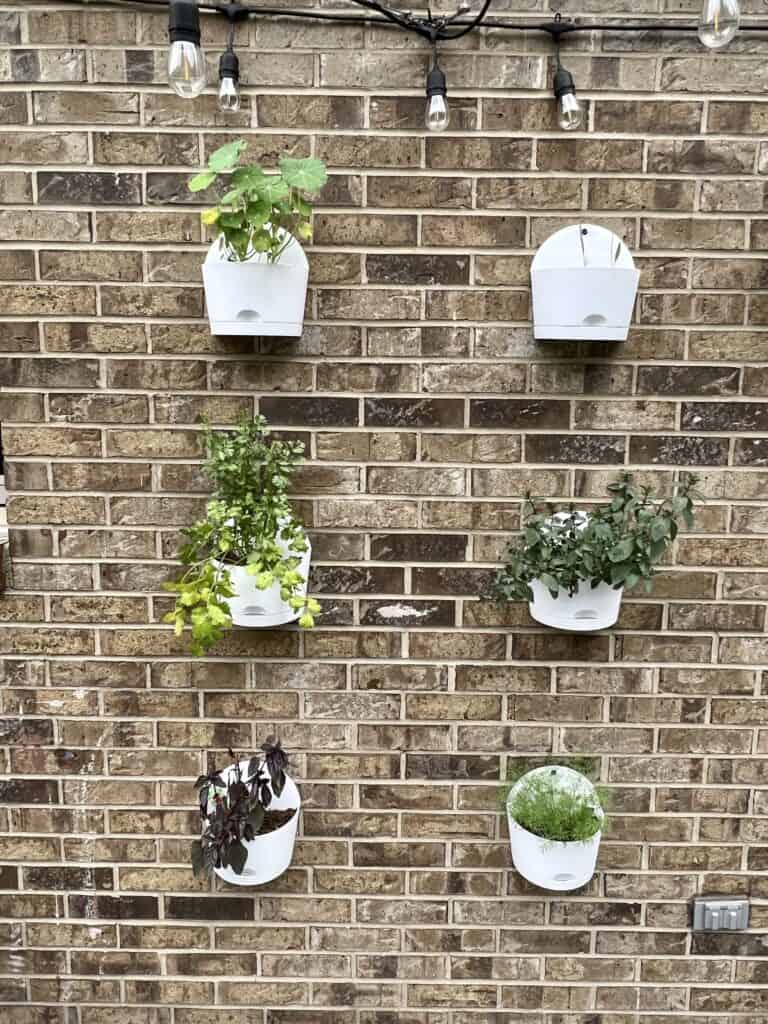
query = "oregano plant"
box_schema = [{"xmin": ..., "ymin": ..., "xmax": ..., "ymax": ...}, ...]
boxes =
[
  {"xmin": 189, "ymin": 138, "xmax": 328, "ymax": 263},
  {"xmin": 494, "ymin": 472, "xmax": 701, "ymax": 602},
  {"xmin": 163, "ymin": 415, "xmax": 320, "ymax": 655}
]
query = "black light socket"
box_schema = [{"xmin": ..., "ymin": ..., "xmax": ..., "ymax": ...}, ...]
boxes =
[
  {"xmin": 553, "ymin": 65, "xmax": 576, "ymax": 98},
  {"xmin": 169, "ymin": 0, "xmax": 201, "ymax": 45},
  {"xmin": 219, "ymin": 50, "xmax": 239, "ymax": 82},
  {"xmin": 426, "ymin": 61, "xmax": 447, "ymax": 97}
]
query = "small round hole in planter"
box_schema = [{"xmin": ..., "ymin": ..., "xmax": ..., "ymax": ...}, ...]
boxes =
[{"xmin": 492, "ymin": 472, "xmax": 701, "ymax": 633}]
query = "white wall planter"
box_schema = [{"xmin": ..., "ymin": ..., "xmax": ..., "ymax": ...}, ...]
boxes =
[
  {"xmin": 507, "ymin": 765, "xmax": 603, "ymax": 891},
  {"xmin": 202, "ymin": 232, "xmax": 309, "ymax": 337},
  {"xmin": 528, "ymin": 511, "xmax": 622, "ymax": 631},
  {"xmin": 531, "ymin": 223, "xmax": 639, "ymax": 341},
  {"xmin": 215, "ymin": 535, "xmax": 311, "ymax": 628},
  {"xmin": 213, "ymin": 760, "xmax": 301, "ymax": 887},
  {"xmin": 529, "ymin": 578, "xmax": 623, "ymax": 632}
]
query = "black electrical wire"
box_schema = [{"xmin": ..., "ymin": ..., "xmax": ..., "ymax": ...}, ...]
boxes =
[{"xmin": 51, "ymin": 0, "xmax": 768, "ymax": 36}]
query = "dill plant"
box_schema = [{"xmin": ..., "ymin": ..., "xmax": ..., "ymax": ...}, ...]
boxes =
[{"xmin": 507, "ymin": 766, "xmax": 606, "ymax": 844}]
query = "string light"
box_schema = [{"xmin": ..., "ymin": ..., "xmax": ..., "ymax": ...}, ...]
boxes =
[
  {"xmin": 551, "ymin": 20, "xmax": 583, "ymax": 133},
  {"xmin": 425, "ymin": 48, "xmax": 449, "ymax": 133},
  {"xmin": 55, "ymin": 0, "xmax": 762, "ymax": 119},
  {"xmin": 167, "ymin": 0, "xmax": 206, "ymax": 99}
]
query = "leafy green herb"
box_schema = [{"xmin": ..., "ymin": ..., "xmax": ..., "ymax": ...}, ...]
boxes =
[
  {"xmin": 163, "ymin": 415, "xmax": 320, "ymax": 655},
  {"xmin": 189, "ymin": 138, "xmax": 327, "ymax": 263},
  {"xmin": 508, "ymin": 768, "xmax": 606, "ymax": 844},
  {"xmin": 493, "ymin": 472, "xmax": 701, "ymax": 602}
]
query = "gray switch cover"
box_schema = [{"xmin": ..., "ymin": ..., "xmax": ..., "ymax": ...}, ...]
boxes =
[{"xmin": 692, "ymin": 897, "xmax": 749, "ymax": 931}]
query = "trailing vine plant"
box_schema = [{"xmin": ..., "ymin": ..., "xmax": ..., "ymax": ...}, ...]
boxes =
[{"xmin": 163, "ymin": 415, "xmax": 320, "ymax": 655}]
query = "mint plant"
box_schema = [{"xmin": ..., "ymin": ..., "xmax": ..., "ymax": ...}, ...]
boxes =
[
  {"xmin": 494, "ymin": 472, "xmax": 700, "ymax": 602},
  {"xmin": 164, "ymin": 415, "xmax": 320, "ymax": 655},
  {"xmin": 189, "ymin": 139, "xmax": 328, "ymax": 263}
]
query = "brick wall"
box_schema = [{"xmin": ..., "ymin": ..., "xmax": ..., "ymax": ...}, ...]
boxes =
[{"xmin": 1, "ymin": 0, "xmax": 768, "ymax": 1018}]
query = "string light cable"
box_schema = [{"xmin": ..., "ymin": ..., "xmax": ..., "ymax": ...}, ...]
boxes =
[{"xmin": 54, "ymin": 0, "xmax": 768, "ymax": 130}]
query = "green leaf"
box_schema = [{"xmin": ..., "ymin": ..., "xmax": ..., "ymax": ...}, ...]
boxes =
[
  {"xmin": 608, "ymin": 538, "xmax": 634, "ymax": 563},
  {"xmin": 232, "ymin": 166, "xmax": 266, "ymax": 190},
  {"xmin": 188, "ymin": 170, "xmax": 217, "ymax": 193},
  {"xmin": 257, "ymin": 176, "xmax": 289, "ymax": 203},
  {"xmin": 219, "ymin": 212, "xmax": 245, "ymax": 228},
  {"xmin": 208, "ymin": 139, "xmax": 247, "ymax": 173},
  {"xmin": 279, "ymin": 156, "xmax": 328, "ymax": 193}
]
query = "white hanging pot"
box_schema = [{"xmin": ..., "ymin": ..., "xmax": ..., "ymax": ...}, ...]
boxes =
[
  {"xmin": 202, "ymin": 230, "xmax": 309, "ymax": 337},
  {"xmin": 527, "ymin": 511, "xmax": 623, "ymax": 631},
  {"xmin": 531, "ymin": 223, "xmax": 640, "ymax": 342},
  {"xmin": 507, "ymin": 765, "xmax": 603, "ymax": 891},
  {"xmin": 528, "ymin": 578, "xmax": 623, "ymax": 631},
  {"xmin": 213, "ymin": 760, "xmax": 301, "ymax": 887},
  {"xmin": 214, "ymin": 529, "xmax": 311, "ymax": 628}
]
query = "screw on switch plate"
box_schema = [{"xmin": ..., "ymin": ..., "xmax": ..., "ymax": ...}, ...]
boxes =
[{"xmin": 692, "ymin": 896, "xmax": 749, "ymax": 931}]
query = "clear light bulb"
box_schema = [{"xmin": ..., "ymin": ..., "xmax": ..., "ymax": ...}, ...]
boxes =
[
  {"xmin": 217, "ymin": 51, "xmax": 240, "ymax": 113},
  {"xmin": 218, "ymin": 74, "xmax": 240, "ymax": 112},
  {"xmin": 167, "ymin": 39, "xmax": 206, "ymax": 99},
  {"xmin": 558, "ymin": 91, "xmax": 583, "ymax": 131},
  {"xmin": 425, "ymin": 93, "xmax": 450, "ymax": 133},
  {"xmin": 698, "ymin": 0, "xmax": 740, "ymax": 48}
]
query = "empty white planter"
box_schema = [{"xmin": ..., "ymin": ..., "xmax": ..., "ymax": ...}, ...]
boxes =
[
  {"xmin": 202, "ymin": 232, "xmax": 309, "ymax": 336},
  {"xmin": 507, "ymin": 765, "xmax": 603, "ymax": 891},
  {"xmin": 216, "ymin": 535, "xmax": 311, "ymax": 628},
  {"xmin": 529, "ymin": 578, "xmax": 623, "ymax": 632},
  {"xmin": 213, "ymin": 761, "xmax": 301, "ymax": 887},
  {"xmin": 531, "ymin": 223, "xmax": 639, "ymax": 341}
]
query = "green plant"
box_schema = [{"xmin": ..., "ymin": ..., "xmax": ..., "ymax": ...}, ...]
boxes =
[
  {"xmin": 494, "ymin": 472, "xmax": 700, "ymax": 602},
  {"xmin": 189, "ymin": 139, "xmax": 328, "ymax": 263},
  {"xmin": 164, "ymin": 415, "xmax": 320, "ymax": 655},
  {"xmin": 192, "ymin": 739, "xmax": 294, "ymax": 878},
  {"xmin": 507, "ymin": 767, "xmax": 606, "ymax": 843}
]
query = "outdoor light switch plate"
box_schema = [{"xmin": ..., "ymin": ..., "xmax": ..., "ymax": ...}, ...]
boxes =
[{"xmin": 692, "ymin": 896, "xmax": 749, "ymax": 931}]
